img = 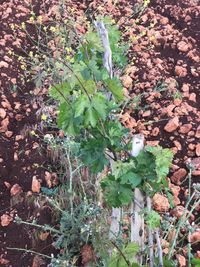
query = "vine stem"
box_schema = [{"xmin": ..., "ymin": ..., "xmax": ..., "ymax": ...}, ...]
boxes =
[
  {"xmin": 6, "ymin": 247, "xmax": 52, "ymax": 259},
  {"xmin": 66, "ymin": 150, "xmax": 74, "ymax": 215},
  {"xmin": 110, "ymin": 241, "xmax": 131, "ymax": 267},
  {"xmin": 14, "ymin": 217, "xmax": 60, "ymax": 235}
]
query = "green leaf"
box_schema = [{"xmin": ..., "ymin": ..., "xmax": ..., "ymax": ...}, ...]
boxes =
[
  {"xmin": 49, "ymin": 82, "xmax": 71, "ymax": 102},
  {"xmin": 108, "ymin": 242, "xmax": 140, "ymax": 267},
  {"xmin": 92, "ymin": 94, "xmax": 108, "ymax": 120},
  {"xmin": 84, "ymin": 79, "xmax": 96, "ymax": 94},
  {"xmin": 101, "ymin": 175, "xmax": 133, "ymax": 207},
  {"xmin": 81, "ymin": 138, "xmax": 108, "ymax": 173},
  {"xmin": 74, "ymin": 95, "xmax": 89, "ymax": 117},
  {"xmin": 123, "ymin": 243, "xmax": 139, "ymax": 263},
  {"xmin": 155, "ymin": 256, "xmax": 175, "ymax": 267},
  {"xmin": 146, "ymin": 146, "xmax": 173, "ymax": 182},
  {"xmin": 105, "ymin": 78, "xmax": 124, "ymax": 101},
  {"xmin": 57, "ymin": 103, "xmax": 80, "ymax": 135},
  {"xmin": 84, "ymin": 106, "xmax": 98, "ymax": 127},
  {"xmin": 134, "ymin": 150, "xmax": 156, "ymax": 180},
  {"xmin": 146, "ymin": 210, "xmax": 160, "ymax": 229},
  {"xmin": 120, "ymin": 172, "xmax": 142, "ymax": 188},
  {"xmin": 192, "ymin": 258, "xmax": 200, "ymax": 266},
  {"xmin": 113, "ymin": 160, "xmax": 135, "ymax": 179}
]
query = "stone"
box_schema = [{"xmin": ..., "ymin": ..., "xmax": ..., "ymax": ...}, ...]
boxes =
[
  {"xmin": 171, "ymin": 205, "xmax": 185, "ymax": 218},
  {"xmin": 0, "ymin": 108, "xmax": 6, "ymax": 119},
  {"xmin": 181, "ymin": 84, "xmax": 189, "ymax": 92},
  {"xmin": 196, "ymin": 126, "xmax": 200, "ymax": 138},
  {"xmin": 175, "ymin": 66, "xmax": 187, "ymax": 77},
  {"xmin": 0, "ymin": 214, "xmax": 13, "ymax": 226},
  {"xmin": 196, "ymin": 144, "xmax": 200, "ymax": 156},
  {"xmin": 160, "ymin": 17, "xmax": 169, "ymax": 25},
  {"xmin": 152, "ymin": 193, "xmax": 170, "ymax": 212},
  {"xmin": 177, "ymin": 41, "xmax": 189, "ymax": 52},
  {"xmin": 171, "ymin": 168, "xmax": 187, "ymax": 184},
  {"xmin": 189, "ymin": 230, "xmax": 200, "ymax": 243},
  {"xmin": 170, "ymin": 183, "xmax": 180, "ymax": 206},
  {"xmin": 121, "ymin": 75, "xmax": 133, "ymax": 88},
  {"xmin": 164, "ymin": 117, "xmax": 179, "ymax": 132},
  {"xmin": 31, "ymin": 176, "xmax": 41, "ymax": 193},
  {"xmin": 176, "ymin": 254, "xmax": 186, "ymax": 267},
  {"xmin": 10, "ymin": 184, "xmax": 22, "ymax": 196},
  {"xmin": 189, "ymin": 93, "xmax": 196, "ymax": 102},
  {"xmin": 179, "ymin": 124, "xmax": 192, "ymax": 134}
]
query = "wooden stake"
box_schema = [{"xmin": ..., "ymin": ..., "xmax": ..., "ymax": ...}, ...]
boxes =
[{"xmin": 131, "ymin": 134, "xmax": 145, "ymax": 265}]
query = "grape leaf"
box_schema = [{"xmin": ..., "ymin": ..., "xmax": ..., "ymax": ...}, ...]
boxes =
[
  {"xmin": 120, "ymin": 171, "xmax": 142, "ymax": 188},
  {"xmin": 81, "ymin": 138, "xmax": 109, "ymax": 173},
  {"xmin": 84, "ymin": 106, "xmax": 98, "ymax": 127},
  {"xmin": 146, "ymin": 210, "xmax": 160, "ymax": 229},
  {"xmin": 92, "ymin": 94, "xmax": 108, "ymax": 120},
  {"xmin": 84, "ymin": 79, "xmax": 96, "ymax": 94},
  {"xmin": 105, "ymin": 78, "xmax": 124, "ymax": 101},
  {"xmin": 49, "ymin": 82, "xmax": 71, "ymax": 102},
  {"xmin": 146, "ymin": 146, "xmax": 173, "ymax": 181},
  {"xmin": 74, "ymin": 95, "xmax": 89, "ymax": 118},
  {"xmin": 101, "ymin": 175, "xmax": 133, "ymax": 207}
]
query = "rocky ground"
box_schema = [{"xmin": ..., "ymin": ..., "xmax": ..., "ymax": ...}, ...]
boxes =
[{"xmin": 0, "ymin": 0, "xmax": 199, "ymax": 266}]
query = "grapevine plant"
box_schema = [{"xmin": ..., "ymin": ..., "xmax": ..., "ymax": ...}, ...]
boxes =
[{"xmin": 49, "ymin": 17, "xmax": 173, "ymax": 208}]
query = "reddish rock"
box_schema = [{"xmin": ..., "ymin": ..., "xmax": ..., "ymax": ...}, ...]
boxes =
[
  {"xmin": 152, "ymin": 127, "xmax": 159, "ymax": 136},
  {"xmin": 164, "ymin": 117, "xmax": 179, "ymax": 132},
  {"xmin": 121, "ymin": 75, "xmax": 133, "ymax": 88},
  {"xmin": 1, "ymin": 100, "xmax": 11, "ymax": 110},
  {"xmin": 196, "ymin": 126, "xmax": 200, "ymax": 138},
  {"xmin": 10, "ymin": 184, "xmax": 22, "ymax": 196},
  {"xmin": 0, "ymin": 214, "xmax": 13, "ymax": 226},
  {"xmin": 171, "ymin": 168, "xmax": 187, "ymax": 185},
  {"xmin": 175, "ymin": 66, "xmax": 187, "ymax": 77},
  {"xmin": 170, "ymin": 183, "xmax": 180, "ymax": 206},
  {"xmin": 15, "ymin": 135, "xmax": 24, "ymax": 141},
  {"xmin": 160, "ymin": 17, "xmax": 169, "ymax": 25},
  {"xmin": 189, "ymin": 93, "xmax": 196, "ymax": 102},
  {"xmin": 179, "ymin": 124, "xmax": 192, "ymax": 134},
  {"xmin": 196, "ymin": 144, "xmax": 200, "ymax": 156},
  {"xmin": 5, "ymin": 130, "xmax": 13, "ymax": 138},
  {"xmin": 173, "ymin": 140, "xmax": 182, "ymax": 150},
  {"xmin": 184, "ymin": 15, "xmax": 191, "ymax": 22},
  {"xmin": 152, "ymin": 193, "xmax": 170, "ymax": 212},
  {"xmin": 146, "ymin": 140, "xmax": 159, "ymax": 146},
  {"xmin": 177, "ymin": 41, "xmax": 189, "ymax": 52},
  {"xmin": 196, "ymin": 251, "xmax": 200, "ymax": 258},
  {"xmin": 188, "ymin": 143, "xmax": 195, "ymax": 150},
  {"xmin": 164, "ymin": 104, "xmax": 175, "ymax": 116},
  {"xmin": 45, "ymin": 171, "xmax": 58, "ymax": 188},
  {"xmin": 0, "ymin": 108, "xmax": 6, "ymax": 119},
  {"xmin": 171, "ymin": 205, "xmax": 185, "ymax": 219},
  {"xmin": 191, "ymin": 157, "xmax": 200, "ymax": 169},
  {"xmin": 31, "ymin": 176, "xmax": 41, "ymax": 193},
  {"xmin": 176, "ymin": 254, "xmax": 186, "ymax": 267},
  {"xmin": 14, "ymin": 152, "xmax": 18, "ymax": 161},
  {"xmin": 189, "ymin": 230, "xmax": 200, "ymax": 243},
  {"xmin": 181, "ymin": 84, "xmax": 189, "ymax": 92},
  {"xmin": 174, "ymin": 98, "xmax": 182, "ymax": 106},
  {"xmin": 0, "ymin": 117, "xmax": 9, "ymax": 132},
  {"xmin": 0, "ymin": 258, "xmax": 10, "ymax": 264},
  {"xmin": 142, "ymin": 110, "xmax": 151, "ymax": 117},
  {"xmin": 0, "ymin": 61, "xmax": 9, "ymax": 68},
  {"xmin": 192, "ymin": 170, "xmax": 200, "ymax": 176}
]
